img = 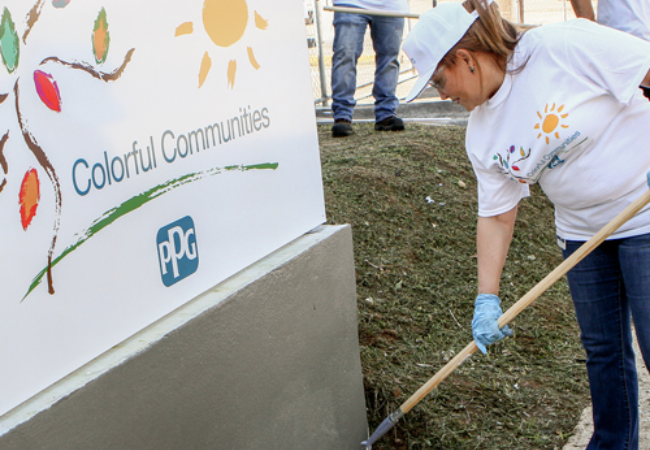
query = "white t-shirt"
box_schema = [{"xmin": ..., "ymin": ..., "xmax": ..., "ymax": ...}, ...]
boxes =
[
  {"xmin": 598, "ymin": 0, "xmax": 650, "ymax": 41},
  {"xmin": 467, "ymin": 19, "xmax": 650, "ymax": 241},
  {"xmin": 333, "ymin": 0, "xmax": 409, "ymax": 13}
]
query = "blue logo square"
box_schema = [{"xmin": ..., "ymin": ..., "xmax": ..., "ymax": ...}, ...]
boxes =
[{"xmin": 156, "ymin": 216, "xmax": 199, "ymax": 287}]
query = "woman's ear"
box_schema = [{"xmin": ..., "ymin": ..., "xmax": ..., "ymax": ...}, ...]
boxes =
[{"xmin": 456, "ymin": 49, "xmax": 474, "ymax": 71}]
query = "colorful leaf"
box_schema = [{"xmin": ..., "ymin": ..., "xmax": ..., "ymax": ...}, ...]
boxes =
[
  {"xmin": 0, "ymin": 8, "xmax": 20, "ymax": 73},
  {"xmin": 92, "ymin": 8, "xmax": 110, "ymax": 64},
  {"xmin": 34, "ymin": 70, "xmax": 62, "ymax": 112},
  {"xmin": 20, "ymin": 168, "xmax": 40, "ymax": 230},
  {"xmin": 0, "ymin": 132, "xmax": 8, "ymax": 187},
  {"xmin": 52, "ymin": 0, "xmax": 71, "ymax": 8}
]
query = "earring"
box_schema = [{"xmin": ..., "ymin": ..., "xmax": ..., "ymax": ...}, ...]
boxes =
[{"xmin": 470, "ymin": 66, "xmax": 476, "ymax": 74}]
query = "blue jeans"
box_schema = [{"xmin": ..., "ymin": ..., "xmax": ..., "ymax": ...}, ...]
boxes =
[
  {"xmin": 331, "ymin": 10, "xmax": 404, "ymax": 122},
  {"xmin": 562, "ymin": 233, "xmax": 650, "ymax": 450}
]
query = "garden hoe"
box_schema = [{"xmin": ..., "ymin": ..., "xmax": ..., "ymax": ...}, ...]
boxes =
[{"xmin": 361, "ymin": 180, "xmax": 650, "ymax": 449}]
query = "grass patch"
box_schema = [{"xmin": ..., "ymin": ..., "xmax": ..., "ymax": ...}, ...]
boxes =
[{"xmin": 318, "ymin": 123, "xmax": 589, "ymax": 450}]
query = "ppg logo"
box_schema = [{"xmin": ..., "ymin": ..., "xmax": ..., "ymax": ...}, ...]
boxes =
[{"xmin": 157, "ymin": 216, "xmax": 199, "ymax": 287}]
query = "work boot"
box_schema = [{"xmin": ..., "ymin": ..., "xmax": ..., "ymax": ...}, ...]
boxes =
[
  {"xmin": 375, "ymin": 116, "xmax": 405, "ymax": 132},
  {"xmin": 332, "ymin": 119, "xmax": 354, "ymax": 138}
]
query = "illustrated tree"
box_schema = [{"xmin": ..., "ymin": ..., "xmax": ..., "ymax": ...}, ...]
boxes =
[{"xmin": 0, "ymin": 0, "xmax": 134, "ymax": 294}]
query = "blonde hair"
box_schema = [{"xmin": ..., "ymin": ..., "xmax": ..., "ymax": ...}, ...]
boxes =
[{"xmin": 439, "ymin": 0, "xmax": 533, "ymax": 72}]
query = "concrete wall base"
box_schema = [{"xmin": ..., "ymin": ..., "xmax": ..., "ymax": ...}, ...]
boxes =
[{"xmin": 0, "ymin": 225, "xmax": 368, "ymax": 450}]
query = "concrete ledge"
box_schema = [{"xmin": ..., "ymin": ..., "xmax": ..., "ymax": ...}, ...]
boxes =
[{"xmin": 0, "ymin": 225, "xmax": 368, "ymax": 450}]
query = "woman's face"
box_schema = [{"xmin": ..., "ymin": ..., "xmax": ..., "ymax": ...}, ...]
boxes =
[
  {"xmin": 430, "ymin": 50, "xmax": 502, "ymax": 111},
  {"xmin": 430, "ymin": 63, "xmax": 483, "ymax": 111}
]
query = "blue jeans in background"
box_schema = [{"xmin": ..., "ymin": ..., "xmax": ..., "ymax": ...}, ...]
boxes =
[
  {"xmin": 331, "ymin": 11, "xmax": 404, "ymax": 122},
  {"xmin": 562, "ymin": 233, "xmax": 650, "ymax": 450}
]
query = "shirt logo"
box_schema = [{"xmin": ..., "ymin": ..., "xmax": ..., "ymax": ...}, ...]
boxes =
[
  {"xmin": 535, "ymin": 103, "xmax": 570, "ymax": 144},
  {"xmin": 493, "ymin": 145, "xmax": 533, "ymax": 184},
  {"xmin": 546, "ymin": 155, "xmax": 565, "ymax": 170}
]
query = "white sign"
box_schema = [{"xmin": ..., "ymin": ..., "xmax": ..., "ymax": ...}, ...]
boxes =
[{"xmin": 0, "ymin": 0, "xmax": 325, "ymax": 416}]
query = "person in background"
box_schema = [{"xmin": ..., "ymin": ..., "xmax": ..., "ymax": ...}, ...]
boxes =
[
  {"xmin": 403, "ymin": 0, "xmax": 650, "ymax": 448},
  {"xmin": 570, "ymin": 0, "xmax": 650, "ymax": 98},
  {"xmin": 330, "ymin": 0, "xmax": 408, "ymax": 137}
]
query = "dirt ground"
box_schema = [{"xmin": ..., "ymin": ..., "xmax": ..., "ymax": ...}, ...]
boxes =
[
  {"xmin": 320, "ymin": 123, "xmax": 591, "ymax": 449},
  {"xmin": 563, "ymin": 332, "xmax": 650, "ymax": 449}
]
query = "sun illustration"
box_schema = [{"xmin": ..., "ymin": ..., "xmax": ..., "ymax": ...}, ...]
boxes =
[
  {"xmin": 535, "ymin": 103, "xmax": 569, "ymax": 144},
  {"xmin": 175, "ymin": 0, "xmax": 268, "ymax": 89}
]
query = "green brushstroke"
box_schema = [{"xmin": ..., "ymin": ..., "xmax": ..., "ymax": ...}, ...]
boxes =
[
  {"xmin": 225, "ymin": 162, "xmax": 279, "ymax": 171},
  {"xmin": 23, "ymin": 162, "xmax": 278, "ymax": 300},
  {"xmin": 0, "ymin": 8, "xmax": 19, "ymax": 73}
]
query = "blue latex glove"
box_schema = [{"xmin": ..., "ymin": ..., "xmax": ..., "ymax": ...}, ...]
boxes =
[{"xmin": 472, "ymin": 293, "xmax": 513, "ymax": 354}]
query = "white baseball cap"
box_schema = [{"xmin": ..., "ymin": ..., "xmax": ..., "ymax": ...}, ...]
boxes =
[{"xmin": 403, "ymin": 2, "xmax": 484, "ymax": 102}]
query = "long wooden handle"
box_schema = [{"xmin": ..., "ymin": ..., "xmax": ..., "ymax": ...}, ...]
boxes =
[
  {"xmin": 401, "ymin": 188, "xmax": 650, "ymax": 413},
  {"xmin": 323, "ymin": 5, "xmax": 420, "ymax": 19}
]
